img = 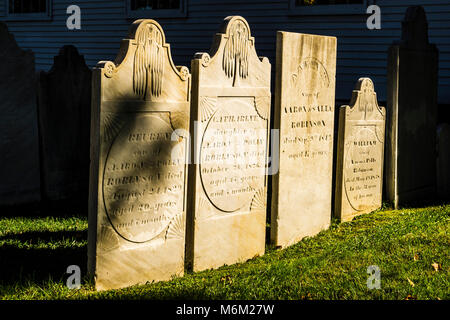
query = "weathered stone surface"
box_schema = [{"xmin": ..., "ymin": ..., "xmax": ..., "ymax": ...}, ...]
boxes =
[
  {"xmin": 335, "ymin": 78, "xmax": 385, "ymax": 222},
  {"xmin": 271, "ymin": 31, "xmax": 336, "ymax": 248},
  {"xmin": 88, "ymin": 19, "xmax": 191, "ymax": 291},
  {"xmin": 37, "ymin": 45, "xmax": 91, "ymax": 206},
  {"xmin": 437, "ymin": 123, "xmax": 450, "ymax": 200},
  {"xmin": 187, "ymin": 16, "xmax": 271, "ymax": 271},
  {"xmin": 386, "ymin": 6, "xmax": 438, "ymax": 208},
  {"xmin": 0, "ymin": 22, "xmax": 40, "ymax": 206}
]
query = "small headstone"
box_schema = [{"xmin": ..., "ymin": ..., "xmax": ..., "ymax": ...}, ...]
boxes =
[
  {"xmin": 37, "ymin": 45, "xmax": 92, "ymax": 207},
  {"xmin": 437, "ymin": 124, "xmax": 450, "ymax": 200},
  {"xmin": 0, "ymin": 22, "xmax": 40, "ymax": 206},
  {"xmin": 88, "ymin": 19, "xmax": 191, "ymax": 290},
  {"xmin": 335, "ymin": 78, "xmax": 386, "ymax": 222},
  {"xmin": 187, "ymin": 16, "xmax": 271, "ymax": 271},
  {"xmin": 386, "ymin": 6, "xmax": 439, "ymax": 208},
  {"xmin": 271, "ymin": 31, "xmax": 336, "ymax": 248}
]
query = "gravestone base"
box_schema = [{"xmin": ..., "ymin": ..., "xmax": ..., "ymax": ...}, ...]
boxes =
[
  {"xmin": 95, "ymin": 237, "xmax": 185, "ymax": 290},
  {"xmin": 189, "ymin": 211, "xmax": 266, "ymax": 272}
]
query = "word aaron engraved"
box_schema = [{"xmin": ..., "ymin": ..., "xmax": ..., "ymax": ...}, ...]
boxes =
[
  {"xmin": 187, "ymin": 16, "xmax": 271, "ymax": 272},
  {"xmin": 271, "ymin": 32, "xmax": 336, "ymax": 248},
  {"xmin": 88, "ymin": 19, "xmax": 190, "ymax": 291},
  {"xmin": 386, "ymin": 6, "xmax": 438, "ymax": 208},
  {"xmin": 335, "ymin": 78, "xmax": 386, "ymax": 222}
]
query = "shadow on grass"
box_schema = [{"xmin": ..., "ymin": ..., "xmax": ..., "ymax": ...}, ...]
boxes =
[{"xmin": 0, "ymin": 230, "xmax": 87, "ymax": 286}]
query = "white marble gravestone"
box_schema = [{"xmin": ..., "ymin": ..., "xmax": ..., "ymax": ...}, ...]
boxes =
[
  {"xmin": 271, "ymin": 31, "xmax": 336, "ymax": 248},
  {"xmin": 0, "ymin": 22, "xmax": 40, "ymax": 206},
  {"xmin": 386, "ymin": 6, "xmax": 438, "ymax": 208},
  {"xmin": 187, "ymin": 16, "xmax": 271, "ymax": 272},
  {"xmin": 335, "ymin": 78, "xmax": 386, "ymax": 222},
  {"xmin": 88, "ymin": 19, "xmax": 191, "ymax": 290}
]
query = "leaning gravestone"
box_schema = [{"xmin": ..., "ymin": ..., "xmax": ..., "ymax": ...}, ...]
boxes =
[
  {"xmin": 37, "ymin": 45, "xmax": 91, "ymax": 207},
  {"xmin": 437, "ymin": 124, "xmax": 450, "ymax": 200},
  {"xmin": 187, "ymin": 16, "xmax": 271, "ymax": 271},
  {"xmin": 386, "ymin": 6, "xmax": 438, "ymax": 208},
  {"xmin": 271, "ymin": 31, "xmax": 336, "ymax": 248},
  {"xmin": 88, "ymin": 19, "xmax": 191, "ymax": 290},
  {"xmin": 335, "ymin": 78, "xmax": 385, "ymax": 222},
  {"xmin": 0, "ymin": 22, "xmax": 40, "ymax": 206}
]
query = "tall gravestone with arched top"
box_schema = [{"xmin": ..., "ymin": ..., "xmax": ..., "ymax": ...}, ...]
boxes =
[
  {"xmin": 187, "ymin": 16, "xmax": 271, "ymax": 272},
  {"xmin": 335, "ymin": 78, "xmax": 385, "ymax": 222},
  {"xmin": 88, "ymin": 19, "xmax": 191, "ymax": 290}
]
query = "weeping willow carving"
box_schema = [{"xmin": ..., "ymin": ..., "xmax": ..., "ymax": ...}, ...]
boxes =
[
  {"xmin": 133, "ymin": 24, "xmax": 164, "ymax": 99},
  {"xmin": 223, "ymin": 20, "xmax": 250, "ymax": 85},
  {"xmin": 357, "ymin": 78, "xmax": 375, "ymax": 119}
]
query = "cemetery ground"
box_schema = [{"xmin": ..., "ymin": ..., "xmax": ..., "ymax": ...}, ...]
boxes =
[{"xmin": 0, "ymin": 203, "xmax": 448, "ymax": 300}]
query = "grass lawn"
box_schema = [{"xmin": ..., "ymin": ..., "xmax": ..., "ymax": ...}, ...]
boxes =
[{"xmin": 0, "ymin": 204, "xmax": 448, "ymax": 300}]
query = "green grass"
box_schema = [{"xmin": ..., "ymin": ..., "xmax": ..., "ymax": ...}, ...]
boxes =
[{"xmin": 0, "ymin": 204, "xmax": 449, "ymax": 300}]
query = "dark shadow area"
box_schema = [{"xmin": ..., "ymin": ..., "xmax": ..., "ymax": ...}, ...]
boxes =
[
  {"xmin": 0, "ymin": 230, "xmax": 87, "ymax": 286},
  {"xmin": 0, "ymin": 202, "xmax": 41, "ymax": 218},
  {"xmin": 0, "ymin": 230, "xmax": 86, "ymax": 243},
  {"xmin": 37, "ymin": 45, "xmax": 92, "ymax": 215},
  {"xmin": 0, "ymin": 201, "xmax": 87, "ymax": 219},
  {"xmin": 395, "ymin": 198, "xmax": 450, "ymax": 210},
  {"xmin": 438, "ymin": 104, "xmax": 450, "ymax": 124},
  {"xmin": 39, "ymin": 198, "xmax": 89, "ymax": 217}
]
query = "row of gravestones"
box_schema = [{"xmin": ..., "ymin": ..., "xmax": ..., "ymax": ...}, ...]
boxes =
[
  {"xmin": 0, "ymin": 6, "xmax": 441, "ymax": 212},
  {"xmin": 0, "ymin": 6, "xmax": 445, "ymax": 290},
  {"xmin": 86, "ymin": 9, "xmax": 442, "ymax": 290}
]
